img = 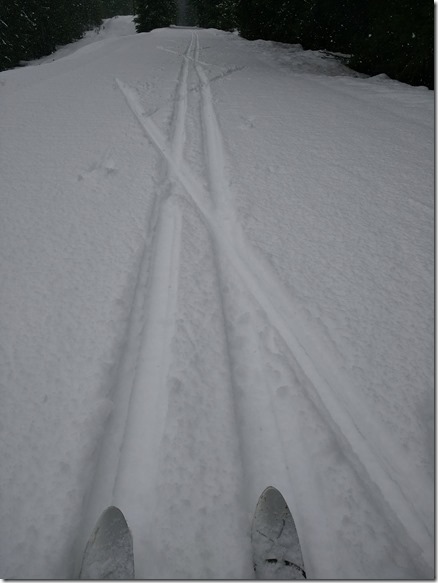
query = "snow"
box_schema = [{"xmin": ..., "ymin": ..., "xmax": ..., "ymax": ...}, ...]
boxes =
[{"xmin": 0, "ymin": 17, "xmax": 434, "ymax": 579}]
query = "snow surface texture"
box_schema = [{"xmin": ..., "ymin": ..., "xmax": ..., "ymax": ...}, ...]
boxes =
[{"xmin": 0, "ymin": 17, "xmax": 434, "ymax": 579}]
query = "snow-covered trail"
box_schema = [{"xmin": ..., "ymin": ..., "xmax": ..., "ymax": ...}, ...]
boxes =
[
  {"xmin": 75, "ymin": 30, "xmax": 432, "ymax": 578},
  {"xmin": 0, "ymin": 21, "xmax": 434, "ymax": 579}
]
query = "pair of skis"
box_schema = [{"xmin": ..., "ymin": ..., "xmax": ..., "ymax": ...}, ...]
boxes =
[{"xmin": 79, "ymin": 487, "xmax": 306, "ymax": 579}]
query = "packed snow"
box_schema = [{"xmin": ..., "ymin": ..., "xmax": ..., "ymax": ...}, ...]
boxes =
[{"xmin": 0, "ymin": 16, "xmax": 434, "ymax": 579}]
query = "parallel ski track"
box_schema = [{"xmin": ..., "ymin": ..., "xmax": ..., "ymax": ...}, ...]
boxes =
[
  {"xmin": 192, "ymin": 30, "xmax": 251, "ymax": 516},
  {"xmin": 115, "ymin": 31, "xmax": 432, "ymax": 575},
  {"xmin": 190, "ymin": 33, "xmax": 432, "ymax": 575},
  {"xmin": 74, "ymin": 36, "xmax": 193, "ymax": 576}
]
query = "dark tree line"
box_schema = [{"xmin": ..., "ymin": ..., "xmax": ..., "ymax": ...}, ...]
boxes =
[
  {"xmin": 189, "ymin": 0, "xmax": 236, "ymax": 30},
  {"xmin": 1, "ymin": 0, "xmax": 432, "ymax": 88},
  {"xmin": 0, "ymin": 0, "xmax": 103, "ymax": 70},
  {"xmin": 132, "ymin": 0, "xmax": 236, "ymax": 32},
  {"xmin": 189, "ymin": 0, "xmax": 433, "ymax": 88},
  {"xmin": 134, "ymin": 0, "xmax": 176, "ymax": 32},
  {"xmin": 348, "ymin": 1, "xmax": 433, "ymax": 89},
  {"xmin": 102, "ymin": 0, "xmax": 134, "ymax": 19}
]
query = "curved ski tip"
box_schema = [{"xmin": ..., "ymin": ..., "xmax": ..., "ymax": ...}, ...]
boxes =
[
  {"xmin": 92, "ymin": 506, "xmax": 131, "ymax": 536},
  {"xmin": 79, "ymin": 506, "xmax": 134, "ymax": 580},
  {"xmin": 255, "ymin": 485, "xmax": 289, "ymax": 515},
  {"xmin": 100, "ymin": 505, "xmax": 128, "ymax": 522},
  {"xmin": 260, "ymin": 485, "xmax": 279, "ymax": 497}
]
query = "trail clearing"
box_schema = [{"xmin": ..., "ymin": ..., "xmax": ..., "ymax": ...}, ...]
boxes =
[{"xmin": 0, "ymin": 18, "xmax": 434, "ymax": 579}]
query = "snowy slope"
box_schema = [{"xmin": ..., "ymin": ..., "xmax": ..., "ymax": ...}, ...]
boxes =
[{"xmin": 0, "ymin": 19, "xmax": 434, "ymax": 579}]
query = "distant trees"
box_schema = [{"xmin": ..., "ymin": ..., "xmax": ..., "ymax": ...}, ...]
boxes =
[
  {"xmin": 188, "ymin": 0, "xmax": 432, "ymax": 88},
  {"xmin": 175, "ymin": 0, "xmax": 196, "ymax": 26},
  {"xmin": 101, "ymin": 0, "xmax": 134, "ymax": 19},
  {"xmin": 190, "ymin": 0, "xmax": 236, "ymax": 30},
  {"xmin": 134, "ymin": 0, "xmax": 176, "ymax": 32},
  {"xmin": 0, "ymin": 0, "xmax": 102, "ymax": 71}
]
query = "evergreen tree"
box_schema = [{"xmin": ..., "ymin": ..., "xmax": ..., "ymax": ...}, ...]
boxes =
[
  {"xmin": 0, "ymin": 0, "xmax": 103, "ymax": 71},
  {"xmin": 236, "ymin": 0, "xmax": 433, "ymax": 89},
  {"xmin": 0, "ymin": 0, "xmax": 36, "ymax": 68},
  {"xmin": 215, "ymin": 0, "xmax": 237, "ymax": 30},
  {"xmin": 190, "ymin": 0, "xmax": 237, "ymax": 31},
  {"xmin": 349, "ymin": 0, "xmax": 433, "ymax": 88},
  {"xmin": 134, "ymin": 0, "xmax": 176, "ymax": 32},
  {"xmin": 101, "ymin": 0, "xmax": 134, "ymax": 19}
]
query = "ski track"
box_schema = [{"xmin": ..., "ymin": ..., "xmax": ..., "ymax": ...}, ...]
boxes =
[
  {"xmin": 76, "ymin": 31, "xmax": 432, "ymax": 578},
  {"xmin": 188, "ymin": 32, "xmax": 431, "ymax": 576},
  {"xmin": 74, "ymin": 36, "xmax": 190, "ymax": 576}
]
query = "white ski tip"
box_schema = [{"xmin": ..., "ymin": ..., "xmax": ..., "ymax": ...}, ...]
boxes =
[{"xmin": 252, "ymin": 487, "xmax": 306, "ymax": 580}]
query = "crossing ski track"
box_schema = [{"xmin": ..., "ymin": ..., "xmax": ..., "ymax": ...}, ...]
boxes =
[{"xmin": 75, "ymin": 31, "xmax": 432, "ymax": 578}]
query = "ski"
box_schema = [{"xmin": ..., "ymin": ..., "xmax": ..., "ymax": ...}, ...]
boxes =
[
  {"xmin": 79, "ymin": 506, "xmax": 134, "ymax": 580},
  {"xmin": 251, "ymin": 486, "xmax": 306, "ymax": 580}
]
